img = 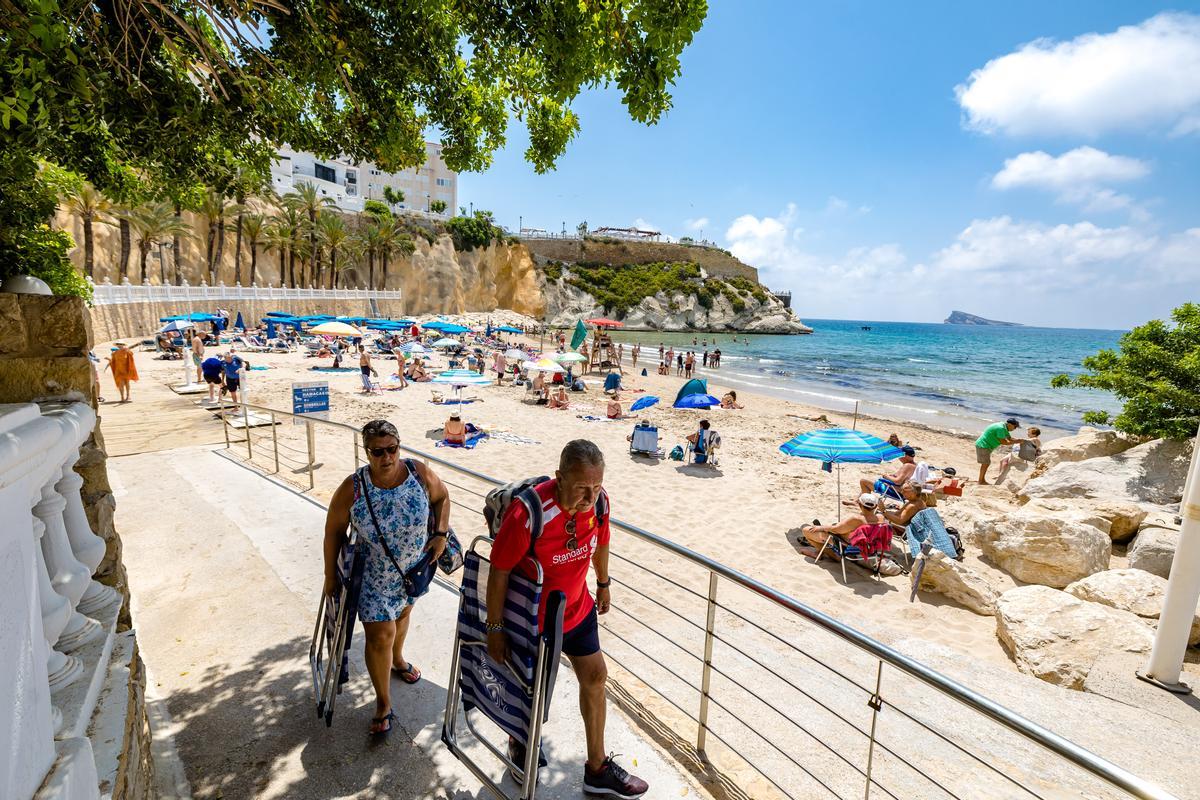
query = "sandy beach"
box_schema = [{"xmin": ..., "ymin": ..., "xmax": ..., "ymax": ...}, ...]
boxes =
[{"xmin": 100, "ymin": 326, "xmax": 1017, "ymax": 671}]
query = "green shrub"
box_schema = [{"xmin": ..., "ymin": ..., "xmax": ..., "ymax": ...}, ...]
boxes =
[
  {"xmin": 445, "ymin": 210, "xmax": 503, "ymax": 250},
  {"xmin": 542, "ymin": 261, "xmax": 563, "ymax": 281},
  {"xmin": 1052, "ymin": 302, "xmax": 1200, "ymax": 439},
  {"xmin": 363, "ymin": 199, "xmax": 391, "ymax": 219}
]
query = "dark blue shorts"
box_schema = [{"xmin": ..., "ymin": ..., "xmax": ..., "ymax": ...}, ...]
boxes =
[{"xmin": 560, "ymin": 606, "xmax": 600, "ymax": 657}]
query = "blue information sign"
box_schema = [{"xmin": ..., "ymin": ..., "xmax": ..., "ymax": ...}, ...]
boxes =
[{"xmin": 292, "ymin": 381, "xmax": 330, "ymax": 422}]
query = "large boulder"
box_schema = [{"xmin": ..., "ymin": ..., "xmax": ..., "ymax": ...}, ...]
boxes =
[
  {"xmin": 1020, "ymin": 438, "xmax": 1191, "ymax": 509},
  {"xmin": 1127, "ymin": 515, "xmax": 1181, "ymax": 578},
  {"xmin": 995, "ymin": 586, "xmax": 1155, "ymax": 689},
  {"xmin": 1031, "ymin": 427, "xmax": 1142, "ymax": 476},
  {"xmin": 917, "ymin": 551, "xmax": 1000, "ymax": 615},
  {"xmin": 975, "ymin": 512, "xmax": 1111, "ymax": 588},
  {"xmin": 1021, "ymin": 498, "xmax": 1146, "ymax": 543},
  {"xmin": 1065, "ymin": 568, "xmax": 1200, "ymax": 645}
]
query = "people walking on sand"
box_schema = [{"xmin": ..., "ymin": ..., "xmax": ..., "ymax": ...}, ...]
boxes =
[
  {"xmin": 975, "ymin": 418, "xmax": 1025, "ymax": 485},
  {"xmin": 492, "ymin": 350, "xmax": 507, "ymax": 385},
  {"xmin": 391, "ymin": 343, "xmax": 409, "ymax": 389},
  {"xmin": 665, "ymin": 346, "xmax": 674, "ymax": 371},
  {"xmin": 323, "ymin": 420, "xmax": 451, "ymax": 736},
  {"xmin": 684, "ymin": 351, "xmax": 695, "ymax": 378},
  {"xmin": 201, "ymin": 355, "xmax": 224, "ymax": 402},
  {"xmin": 219, "ymin": 351, "xmax": 247, "ymax": 404},
  {"xmin": 676, "ymin": 351, "xmax": 684, "ymax": 375},
  {"xmin": 191, "ymin": 330, "xmax": 205, "ymax": 382},
  {"xmin": 358, "ymin": 345, "xmax": 377, "ymax": 393},
  {"xmin": 658, "ymin": 344, "xmax": 664, "ymax": 363},
  {"xmin": 104, "ymin": 342, "xmax": 138, "ymax": 402},
  {"xmin": 631, "ymin": 343, "xmax": 640, "ymax": 367},
  {"xmin": 489, "ymin": 440, "xmax": 649, "ymax": 798}
]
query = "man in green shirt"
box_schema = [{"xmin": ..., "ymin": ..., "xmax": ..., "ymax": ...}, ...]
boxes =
[{"xmin": 975, "ymin": 418, "xmax": 1024, "ymax": 485}]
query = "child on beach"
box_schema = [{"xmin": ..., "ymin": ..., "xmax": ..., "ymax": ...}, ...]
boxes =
[{"xmin": 1000, "ymin": 426, "xmax": 1042, "ymax": 470}]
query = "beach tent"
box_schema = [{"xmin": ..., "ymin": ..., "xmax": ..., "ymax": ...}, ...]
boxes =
[
  {"xmin": 673, "ymin": 378, "xmax": 708, "ymax": 406},
  {"xmin": 779, "ymin": 428, "xmax": 904, "ymax": 518}
]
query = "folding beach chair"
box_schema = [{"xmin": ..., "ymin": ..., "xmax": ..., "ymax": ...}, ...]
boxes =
[
  {"xmin": 628, "ymin": 421, "xmax": 659, "ymax": 456},
  {"xmin": 815, "ymin": 522, "xmax": 905, "ymax": 583},
  {"xmin": 309, "ymin": 528, "xmax": 367, "ymax": 727},
  {"xmin": 442, "ymin": 538, "xmax": 566, "ymax": 800},
  {"xmin": 686, "ymin": 430, "xmax": 720, "ymax": 466}
]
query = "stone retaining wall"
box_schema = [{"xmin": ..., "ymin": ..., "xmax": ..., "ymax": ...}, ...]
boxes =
[
  {"xmin": 90, "ymin": 297, "xmax": 408, "ymax": 344},
  {"xmin": 523, "ymin": 238, "xmax": 760, "ymax": 283},
  {"xmin": 0, "ymin": 293, "xmax": 156, "ymax": 798}
]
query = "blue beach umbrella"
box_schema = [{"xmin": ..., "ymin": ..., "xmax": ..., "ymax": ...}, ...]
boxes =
[
  {"xmin": 497, "ymin": 325, "xmax": 524, "ymax": 334},
  {"xmin": 437, "ymin": 324, "xmax": 472, "ymax": 335},
  {"xmin": 422, "ymin": 320, "xmax": 450, "ymax": 330},
  {"xmin": 630, "ymin": 395, "xmax": 659, "ymax": 412},
  {"xmin": 674, "ymin": 393, "xmax": 720, "ymax": 409},
  {"xmin": 433, "ymin": 369, "xmax": 493, "ymax": 403},
  {"xmin": 234, "ymin": 311, "xmax": 245, "ymax": 331},
  {"xmin": 779, "ymin": 427, "xmax": 904, "ymax": 518}
]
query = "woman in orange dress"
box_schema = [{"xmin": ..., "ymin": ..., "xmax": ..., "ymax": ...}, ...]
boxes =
[{"xmin": 105, "ymin": 342, "xmax": 138, "ymax": 402}]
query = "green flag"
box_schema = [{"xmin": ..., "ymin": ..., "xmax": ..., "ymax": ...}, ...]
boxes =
[{"xmin": 570, "ymin": 319, "xmax": 587, "ymax": 350}]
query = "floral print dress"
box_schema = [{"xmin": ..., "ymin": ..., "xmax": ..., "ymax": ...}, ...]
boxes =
[{"xmin": 352, "ymin": 465, "xmax": 430, "ymax": 622}]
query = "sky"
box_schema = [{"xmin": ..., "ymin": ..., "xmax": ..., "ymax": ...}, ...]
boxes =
[{"xmin": 458, "ymin": 2, "xmax": 1200, "ymax": 329}]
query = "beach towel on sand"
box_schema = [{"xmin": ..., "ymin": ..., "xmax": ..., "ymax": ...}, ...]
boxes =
[
  {"xmin": 437, "ymin": 424, "xmax": 487, "ymax": 449},
  {"xmin": 905, "ymin": 508, "xmax": 958, "ymax": 559}
]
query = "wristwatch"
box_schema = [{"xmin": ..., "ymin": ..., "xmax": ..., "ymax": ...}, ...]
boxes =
[
  {"xmin": 431, "ymin": 531, "xmax": 448, "ymax": 539},
  {"xmin": 485, "ymin": 621, "xmax": 505, "ymax": 633}
]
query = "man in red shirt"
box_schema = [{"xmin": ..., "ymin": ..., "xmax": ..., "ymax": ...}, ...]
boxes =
[{"xmin": 487, "ymin": 440, "xmax": 648, "ymax": 799}]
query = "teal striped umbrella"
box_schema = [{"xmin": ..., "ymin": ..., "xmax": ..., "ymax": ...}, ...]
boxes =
[{"xmin": 779, "ymin": 427, "xmax": 904, "ymax": 518}]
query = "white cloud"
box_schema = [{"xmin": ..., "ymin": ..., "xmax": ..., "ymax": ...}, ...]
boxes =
[
  {"xmin": 991, "ymin": 147, "xmax": 1150, "ymax": 214},
  {"xmin": 825, "ymin": 196, "xmax": 849, "ymax": 213},
  {"xmin": 723, "ymin": 202, "xmax": 1198, "ymax": 326},
  {"xmin": 956, "ymin": 12, "xmax": 1200, "ymax": 137},
  {"xmin": 683, "ymin": 217, "xmax": 709, "ymax": 232}
]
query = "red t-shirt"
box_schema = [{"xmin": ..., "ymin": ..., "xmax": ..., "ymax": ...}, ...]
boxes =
[{"xmin": 491, "ymin": 479, "xmax": 610, "ymax": 632}]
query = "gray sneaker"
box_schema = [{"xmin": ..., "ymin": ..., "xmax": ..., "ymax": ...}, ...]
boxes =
[{"xmin": 583, "ymin": 755, "xmax": 648, "ymax": 798}]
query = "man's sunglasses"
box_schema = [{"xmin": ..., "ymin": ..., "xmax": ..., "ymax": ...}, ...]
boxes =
[{"xmin": 366, "ymin": 444, "xmax": 399, "ymax": 457}]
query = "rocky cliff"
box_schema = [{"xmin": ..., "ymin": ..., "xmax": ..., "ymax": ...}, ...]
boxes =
[{"xmin": 541, "ymin": 269, "xmax": 812, "ymax": 334}]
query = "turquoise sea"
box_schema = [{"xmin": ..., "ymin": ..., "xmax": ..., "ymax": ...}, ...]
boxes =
[{"xmin": 609, "ymin": 320, "xmax": 1125, "ymax": 439}]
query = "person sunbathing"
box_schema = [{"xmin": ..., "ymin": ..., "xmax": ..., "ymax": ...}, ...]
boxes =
[
  {"xmin": 880, "ymin": 481, "xmax": 926, "ymax": 529},
  {"xmin": 858, "ymin": 446, "xmax": 916, "ymax": 500},
  {"xmin": 444, "ymin": 412, "xmax": 467, "ymax": 445},
  {"xmin": 720, "ymin": 391, "xmax": 743, "ymax": 409},
  {"xmin": 799, "ymin": 493, "xmax": 902, "ymax": 577},
  {"xmin": 606, "ymin": 392, "xmax": 637, "ymax": 420},
  {"xmin": 531, "ymin": 372, "xmax": 548, "ymax": 403},
  {"xmin": 410, "ymin": 359, "xmax": 431, "ymax": 382},
  {"xmin": 547, "ymin": 385, "xmax": 570, "ymax": 409}
]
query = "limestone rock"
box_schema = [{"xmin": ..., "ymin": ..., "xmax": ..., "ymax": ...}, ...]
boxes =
[
  {"xmin": 1065, "ymin": 568, "xmax": 1200, "ymax": 645},
  {"xmin": 995, "ymin": 457, "xmax": 1034, "ymax": 494},
  {"xmin": 1031, "ymin": 427, "xmax": 1142, "ymax": 476},
  {"xmin": 0, "ymin": 356, "xmax": 92, "ymax": 405},
  {"xmin": 1021, "ymin": 497, "xmax": 1146, "ymax": 542},
  {"xmin": 995, "ymin": 586, "xmax": 1155, "ymax": 689},
  {"xmin": 1127, "ymin": 526, "xmax": 1179, "ymax": 579},
  {"xmin": 917, "ymin": 551, "xmax": 1000, "ymax": 615},
  {"xmin": 975, "ymin": 511, "xmax": 1110, "ymax": 588},
  {"xmin": 1020, "ymin": 438, "xmax": 1191, "ymax": 509}
]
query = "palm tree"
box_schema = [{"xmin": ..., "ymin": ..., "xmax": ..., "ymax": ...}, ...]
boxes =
[
  {"xmin": 316, "ymin": 214, "xmax": 350, "ymax": 289},
  {"xmin": 127, "ymin": 202, "xmax": 194, "ymax": 285},
  {"xmin": 61, "ymin": 182, "xmax": 113, "ymax": 279},
  {"xmin": 262, "ymin": 221, "xmax": 289, "ymax": 287},
  {"xmin": 354, "ymin": 217, "xmax": 385, "ymax": 291},
  {"xmin": 283, "ymin": 183, "xmax": 337, "ymax": 285},
  {"xmin": 373, "ymin": 219, "xmax": 416, "ymax": 291},
  {"xmin": 241, "ymin": 213, "xmax": 266, "ymax": 286},
  {"xmin": 199, "ymin": 190, "xmax": 245, "ymax": 284},
  {"xmin": 265, "ymin": 206, "xmax": 304, "ymax": 287}
]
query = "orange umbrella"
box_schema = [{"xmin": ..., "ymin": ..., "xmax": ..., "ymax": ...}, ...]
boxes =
[{"xmin": 585, "ymin": 318, "xmax": 624, "ymax": 328}]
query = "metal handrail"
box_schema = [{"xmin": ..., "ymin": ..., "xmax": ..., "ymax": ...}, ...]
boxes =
[{"xmin": 222, "ymin": 401, "xmax": 1175, "ymax": 800}]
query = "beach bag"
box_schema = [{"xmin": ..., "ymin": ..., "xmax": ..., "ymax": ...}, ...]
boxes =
[
  {"xmin": 668, "ymin": 445, "xmax": 685, "ymax": 461},
  {"xmin": 403, "ymin": 459, "xmax": 465, "ymax": 575},
  {"xmin": 946, "ymin": 527, "xmax": 964, "ymax": 560}
]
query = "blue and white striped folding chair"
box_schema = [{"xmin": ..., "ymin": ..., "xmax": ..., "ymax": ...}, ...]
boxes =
[
  {"xmin": 442, "ymin": 538, "xmax": 565, "ymax": 800},
  {"xmin": 309, "ymin": 530, "xmax": 366, "ymax": 727}
]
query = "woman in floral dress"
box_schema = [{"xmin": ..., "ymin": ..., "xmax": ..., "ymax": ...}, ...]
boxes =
[{"xmin": 323, "ymin": 419, "xmax": 451, "ymax": 735}]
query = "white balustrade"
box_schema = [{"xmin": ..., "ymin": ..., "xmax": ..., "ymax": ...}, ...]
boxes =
[
  {"xmin": 0, "ymin": 402, "xmax": 121, "ymax": 800},
  {"xmin": 90, "ymin": 276, "xmax": 401, "ymax": 305}
]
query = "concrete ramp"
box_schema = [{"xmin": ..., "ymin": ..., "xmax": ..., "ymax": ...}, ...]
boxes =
[{"xmin": 110, "ymin": 445, "xmax": 706, "ymax": 799}]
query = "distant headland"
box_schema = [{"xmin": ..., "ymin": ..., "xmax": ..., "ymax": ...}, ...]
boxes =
[{"xmin": 944, "ymin": 310, "xmax": 1023, "ymax": 327}]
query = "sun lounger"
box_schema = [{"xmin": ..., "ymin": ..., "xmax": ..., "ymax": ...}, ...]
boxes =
[{"xmin": 442, "ymin": 538, "xmax": 566, "ymax": 800}]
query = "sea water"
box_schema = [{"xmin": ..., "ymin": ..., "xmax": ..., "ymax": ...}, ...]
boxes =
[{"xmin": 609, "ymin": 320, "xmax": 1125, "ymax": 439}]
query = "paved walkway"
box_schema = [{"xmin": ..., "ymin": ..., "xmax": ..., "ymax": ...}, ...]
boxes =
[{"xmin": 110, "ymin": 444, "xmax": 708, "ymax": 800}]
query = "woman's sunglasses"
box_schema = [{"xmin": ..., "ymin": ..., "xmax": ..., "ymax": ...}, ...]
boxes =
[{"xmin": 367, "ymin": 444, "xmax": 399, "ymax": 457}]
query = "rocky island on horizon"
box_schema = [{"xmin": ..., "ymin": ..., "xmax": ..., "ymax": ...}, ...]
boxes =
[{"xmin": 945, "ymin": 310, "xmax": 1023, "ymax": 327}]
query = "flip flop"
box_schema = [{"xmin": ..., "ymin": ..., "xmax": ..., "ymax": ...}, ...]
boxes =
[
  {"xmin": 393, "ymin": 662, "xmax": 421, "ymax": 684},
  {"xmin": 370, "ymin": 710, "xmax": 396, "ymax": 736}
]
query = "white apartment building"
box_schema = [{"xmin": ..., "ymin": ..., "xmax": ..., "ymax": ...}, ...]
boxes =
[{"xmin": 270, "ymin": 142, "xmax": 457, "ymax": 215}]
